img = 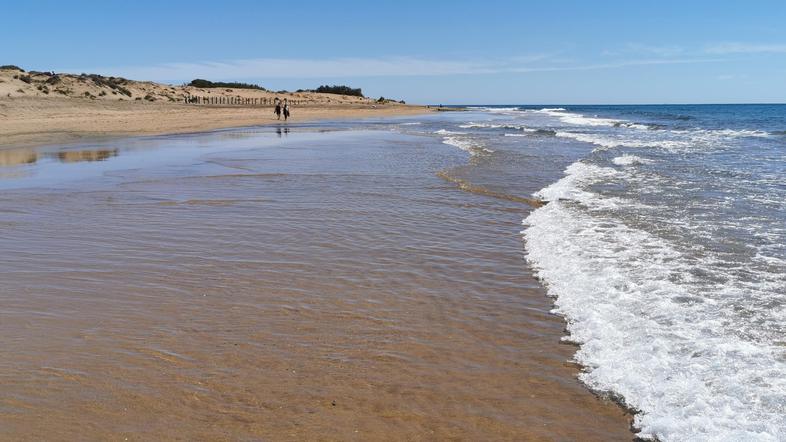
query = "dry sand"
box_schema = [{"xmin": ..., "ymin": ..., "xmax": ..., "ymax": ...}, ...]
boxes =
[{"xmin": 0, "ymin": 67, "xmax": 431, "ymax": 149}]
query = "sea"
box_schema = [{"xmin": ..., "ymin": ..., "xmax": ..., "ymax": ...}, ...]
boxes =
[{"xmin": 394, "ymin": 104, "xmax": 786, "ymax": 441}]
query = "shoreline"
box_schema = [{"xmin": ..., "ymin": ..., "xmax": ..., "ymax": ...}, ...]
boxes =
[
  {"xmin": 0, "ymin": 112, "xmax": 636, "ymax": 439},
  {"xmin": 0, "ymin": 126, "xmax": 635, "ymax": 439},
  {"xmin": 0, "ymin": 96, "xmax": 433, "ymax": 150}
]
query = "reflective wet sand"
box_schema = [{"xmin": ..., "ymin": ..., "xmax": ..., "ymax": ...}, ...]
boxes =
[{"xmin": 0, "ymin": 127, "xmax": 632, "ymax": 440}]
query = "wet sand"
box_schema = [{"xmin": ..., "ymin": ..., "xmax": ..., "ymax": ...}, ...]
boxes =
[{"xmin": 0, "ymin": 125, "xmax": 632, "ymax": 440}]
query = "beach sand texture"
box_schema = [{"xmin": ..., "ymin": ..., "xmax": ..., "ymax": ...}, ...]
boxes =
[{"xmin": 0, "ymin": 127, "xmax": 633, "ymax": 441}]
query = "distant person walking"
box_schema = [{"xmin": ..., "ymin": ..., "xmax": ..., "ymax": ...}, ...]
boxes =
[
  {"xmin": 274, "ymin": 98, "xmax": 282, "ymax": 120},
  {"xmin": 283, "ymin": 99, "xmax": 290, "ymax": 121}
]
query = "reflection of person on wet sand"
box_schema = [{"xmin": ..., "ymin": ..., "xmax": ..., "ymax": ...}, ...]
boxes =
[
  {"xmin": 274, "ymin": 98, "xmax": 282, "ymax": 120},
  {"xmin": 275, "ymin": 126, "xmax": 290, "ymax": 138}
]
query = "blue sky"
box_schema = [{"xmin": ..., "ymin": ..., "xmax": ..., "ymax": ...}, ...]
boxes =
[{"xmin": 3, "ymin": 0, "xmax": 786, "ymax": 104}]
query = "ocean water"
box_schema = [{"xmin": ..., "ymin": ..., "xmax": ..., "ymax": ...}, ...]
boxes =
[{"xmin": 396, "ymin": 104, "xmax": 785, "ymax": 441}]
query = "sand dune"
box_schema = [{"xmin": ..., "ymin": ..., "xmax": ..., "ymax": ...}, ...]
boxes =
[{"xmin": 0, "ymin": 66, "xmax": 431, "ymax": 148}]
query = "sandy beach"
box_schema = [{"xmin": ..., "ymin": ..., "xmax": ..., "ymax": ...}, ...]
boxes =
[
  {"xmin": 0, "ymin": 97, "xmax": 430, "ymax": 149},
  {"xmin": 0, "ymin": 67, "xmax": 431, "ymax": 149},
  {"xmin": 0, "ymin": 120, "xmax": 634, "ymax": 440},
  {"xmin": 0, "ymin": 67, "xmax": 636, "ymax": 441}
]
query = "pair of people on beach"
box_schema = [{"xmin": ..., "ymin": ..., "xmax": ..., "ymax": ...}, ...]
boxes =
[{"xmin": 274, "ymin": 98, "xmax": 290, "ymax": 121}]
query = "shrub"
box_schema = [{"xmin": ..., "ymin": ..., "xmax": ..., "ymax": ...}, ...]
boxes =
[
  {"xmin": 79, "ymin": 74, "xmax": 132, "ymax": 96},
  {"xmin": 98, "ymin": 91, "xmax": 107, "ymax": 96},
  {"xmin": 18, "ymin": 75, "xmax": 33, "ymax": 84},
  {"xmin": 0, "ymin": 65, "xmax": 24, "ymax": 71},
  {"xmin": 144, "ymin": 94, "xmax": 155, "ymax": 101},
  {"xmin": 314, "ymin": 85, "xmax": 363, "ymax": 97},
  {"xmin": 187, "ymin": 79, "xmax": 267, "ymax": 90}
]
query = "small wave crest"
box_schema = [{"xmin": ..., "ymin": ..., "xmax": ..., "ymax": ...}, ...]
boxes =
[
  {"xmin": 612, "ymin": 155, "xmax": 654, "ymax": 166},
  {"xmin": 434, "ymin": 129, "xmax": 466, "ymax": 135},
  {"xmin": 441, "ymin": 136, "xmax": 495, "ymax": 156}
]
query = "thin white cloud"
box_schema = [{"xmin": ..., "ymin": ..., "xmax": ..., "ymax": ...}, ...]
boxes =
[
  {"xmin": 63, "ymin": 54, "xmax": 723, "ymax": 83},
  {"xmin": 706, "ymin": 42, "xmax": 786, "ymax": 54},
  {"xmin": 508, "ymin": 57, "xmax": 725, "ymax": 73},
  {"xmin": 63, "ymin": 56, "xmax": 524, "ymax": 82},
  {"xmin": 604, "ymin": 43, "xmax": 685, "ymax": 57}
]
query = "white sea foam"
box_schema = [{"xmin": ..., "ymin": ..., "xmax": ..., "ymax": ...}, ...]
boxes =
[
  {"xmin": 442, "ymin": 136, "xmax": 494, "ymax": 155},
  {"xmin": 526, "ymin": 108, "xmax": 649, "ymax": 129},
  {"xmin": 555, "ymin": 131, "xmax": 693, "ymax": 151},
  {"xmin": 466, "ymin": 106, "xmax": 522, "ymax": 114},
  {"xmin": 434, "ymin": 129, "xmax": 466, "ymax": 135},
  {"xmin": 612, "ymin": 155, "xmax": 654, "ymax": 166},
  {"xmin": 522, "ymin": 160, "xmax": 786, "ymax": 441},
  {"xmin": 673, "ymin": 128, "xmax": 771, "ymax": 138},
  {"xmin": 458, "ymin": 122, "xmax": 535, "ymax": 131}
]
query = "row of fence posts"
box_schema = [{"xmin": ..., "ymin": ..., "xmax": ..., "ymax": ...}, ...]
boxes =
[{"xmin": 184, "ymin": 96, "xmax": 305, "ymax": 106}]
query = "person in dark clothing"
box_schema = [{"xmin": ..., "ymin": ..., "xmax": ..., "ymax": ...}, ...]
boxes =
[
  {"xmin": 274, "ymin": 98, "xmax": 282, "ymax": 120},
  {"xmin": 283, "ymin": 98, "xmax": 290, "ymax": 121}
]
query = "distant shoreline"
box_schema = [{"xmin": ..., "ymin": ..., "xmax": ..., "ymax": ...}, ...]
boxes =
[{"xmin": 0, "ymin": 96, "xmax": 432, "ymax": 150}]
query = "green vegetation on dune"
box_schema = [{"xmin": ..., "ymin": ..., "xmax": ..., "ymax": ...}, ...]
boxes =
[
  {"xmin": 188, "ymin": 79, "xmax": 268, "ymax": 90},
  {"xmin": 312, "ymin": 85, "xmax": 363, "ymax": 97}
]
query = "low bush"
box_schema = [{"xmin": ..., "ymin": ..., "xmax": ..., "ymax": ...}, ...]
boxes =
[
  {"xmin": 314, "ymin": 85, "xmax": 363, "ymax": 97},
  {"xmin": 188, "ymin": 79, "xmax": 267, "ymax": 90}
]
